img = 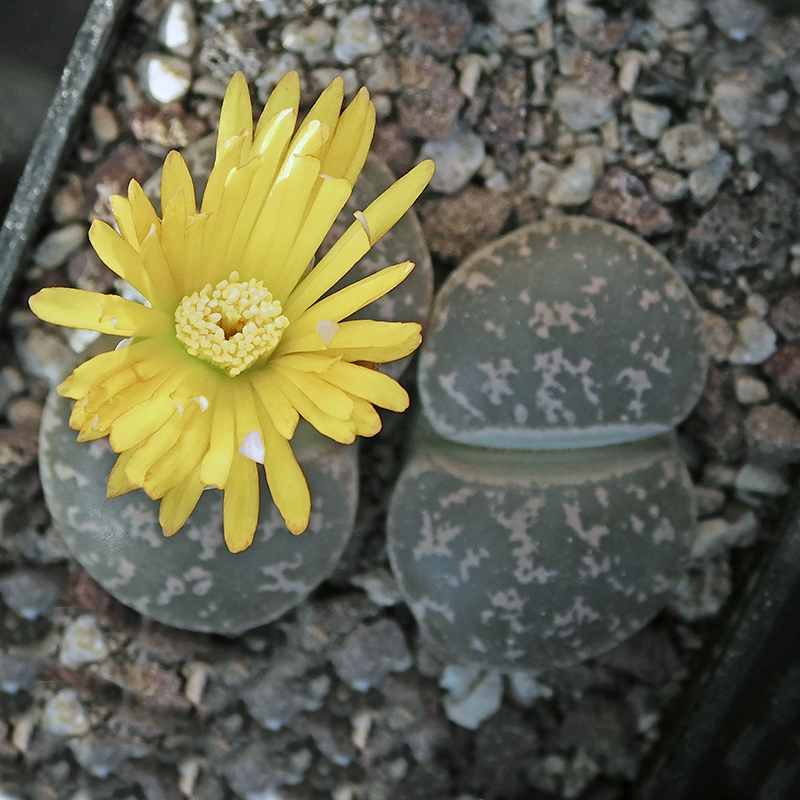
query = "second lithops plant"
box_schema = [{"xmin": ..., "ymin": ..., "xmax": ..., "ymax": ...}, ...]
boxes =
[
  {"xmin": 418, "ymin": 216, "xmax": 707, "ymax": 448},
  {"xmin": 388, "ymin": 216, "xmax": 708, "ymax": 670}
]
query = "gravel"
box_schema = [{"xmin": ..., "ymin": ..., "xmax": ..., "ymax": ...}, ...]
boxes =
[
  {"xmin": 659, "ymin": 123, "xmax": 720, "ymax": 171},
  {"xmin": 420, "ymin": 125, "xmax": 486, "ymax": 194},
  {"xmin": 334, "ymin": 6, "xmax": 383, "ymax": 64},
  {"xmin": 630, "ymin": 99, "xmax": 672, "ymax": 140},
  {"xmin": 3, "ymin": 0, "xmax": 800, "ymax": 797},
  {"xmin": 59, "ymin": 614, "xmax": 110, "ymax": 669},
  {"xmin": 441, "ymin": 666, "xmax": 504, "ymax": 730}
]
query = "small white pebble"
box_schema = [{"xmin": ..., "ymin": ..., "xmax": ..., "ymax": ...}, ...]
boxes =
[
  {"xmin": 90, "ymin": 104, "xmax": 120, "ymax": 144},
  {"xmin": 139, "ymin": 53, "xmax": 192, "ymax": 104},
  {"xmin": 60, "ymin": 615, "xmax": 109, "ymax": 669},
  {"xmin": 745, "ymin": 293, "xmax": 769, "ymax": 318},
  {"xmin": 42, "ymin": 690, "xmax": 90, "ymax": 737},
  {"xmin": 158, "ymin": 0, "xmax": 199, "ymax": 57},
  {"xmin": 183, "ymin": 662, "xmax": 212, "ymax": 706},
  {"xmin": 728, "ymin": 316, "xmax": 777, "ymax": 365},
  {"xmin": 734, "ymin": 375, "xmax": 769, "ymax": 404},
  {"xmin": 178, "ymin": 757, "xmax": 202, "ymax": 796}
]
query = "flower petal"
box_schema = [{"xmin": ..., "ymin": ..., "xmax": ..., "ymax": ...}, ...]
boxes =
[
  {"xmin": 202, "ymin": 157, "xmax": 264, "ymax": 286},
  {"xmin": 87, "ymin": 360, "xmax": 173, "ymax": 428},
  {"xmin": 124, "ymin": 408, "xmax": 185, "ymax": 487},
  {"xmin": 253, "ymin": 71, "xmax": 300, "ymax": 155},
  {"xmin": 278, "ymin": 175, "xmax": 352, "ymax": 298},
  {"xmin": 88, "ymin": 219, "xmax": 155, "ymax": 300},
  {"xmin": 57, "ymin": 338, "xmax": 166, "ymax": 399},
  {"xmin": 29, "ymin": 287, "xmax": 171, "ymax": 337},
  {"xmin": 254, "ymin": 400, "xmax": 311, "ymax": 535},
  {"xmin": 220, "ymin": 154, "xmax": 292, "ymax": 277},
  {"xmin": 277, "ymin": 319, "xmax": 422, "ymax": 363},
  {"xmin": 80, "ymin": 368, "xmax": 141, "ymax": 425},
  {"xmin": 128, "ymin": 179, "xmax": 162, "ymax": 244},
  {"xmin": 107, "ymin": 450, "xmax": 138, "ymax": 498},
  {"xmin": 247, "ymin": 371, "xmax": 300, "ymax": 439},
  {"xmin": 183, "ymin": 212, "xmax": 210, "ymax": 290},
  {"xmin": 273, "ymin": 352, "xmax": 339, "ymax": 374},
  {"xmin": 268, "ymin": 368, "xmax": 356, "ymax": 443},
  {"xmin": 223, "ymin": 455, "xmax": 260, "ymax": 552},
  {"xmin": 139, "ymin": 225, "xmax": 179, "ymax": 310},
  {"xmin": 143, "ymin": 391, "xmax": 215, "ymax": 498},
  {"xmin": 272, "ymin": 363, "xmax": 354, "ymax": 420},
  {"xmin": 321, "ymin": 360, "xmax": 410, "ymax": 412},
  {"xmin": 105, "ymin": 390, "xmax": 177, "ymax": 451},
  {"xmin": 240, "ymin": 155, "xmax": 322, "ymax": 289},
  {"xmin": 200, "ymin": 382, "xmax": 236, "ymax": 489},
  {"xmin": 283, "ymin": 160, "xmax": 434, "ymax": 319},
  {"xmin": 158, "ymin": 465, "xmax": 205, "ymax": 537},
  {"xmin": 320, "ymin": 87, "xmax": 375, "ymax": 185},
  {"xmin": 159, "ymin": 189, "xmax": 188, "ymax": 300},
  {"xmin": 233, "ymin": 382, "xmax": 264, "ymax": 460},
  {"xmin": 109, "ymin": 195, "xmax": 138, "ymax": 247},
  {"xmin": 217, "ymin": 71, "xmax": 253, "ymax": 160},
  {"xmin": 286, "ymin": 261, "xmax": 413, "ymax": 338},
  {"xmin": 291, "ymin": 76, "xmax": 343, "ymax": 153},
  {"xmin": 349, "ymin": 394, "xmax": 383, "ymax": 437},
  {"xmin": 161, "ymin": 150, "xmax": 196, "ymax": 214},
  {"xmin": 201, "ymin": 131, "xmax": 251, "ymax": 217},
  {"xmin": 105, "ymin": 363, "xmax": 194, "ymax": 450}
]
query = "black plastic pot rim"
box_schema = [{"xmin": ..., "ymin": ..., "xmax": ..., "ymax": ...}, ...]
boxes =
[{"xmin": 0, "ymin": 0, "xmax": 131, "ymax": 314}]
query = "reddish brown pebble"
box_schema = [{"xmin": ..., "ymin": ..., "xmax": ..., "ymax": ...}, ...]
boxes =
[
  {"xmin": 688, "ymin": 180, "xmax": 800, "ymax": 271},
  {"xmin": 398, "ymin": 55, "xmax": 464, "ymax": 140},
  {"xmin": 476, "ymin": 59, "xmax": 527, "ymax": 172},
  {"xmin": 763, "ymin": 346, "xmax": 800, "ymax": 409},
  {"xmin": 369, "ymin": 122, "xmax": 416, "ymax": 177},
  {"xmin": 402, "ymin": 0, "xmax": 472, "ymax": 56},
  {"xmin": 743, "ymin": 404, "xmax": 800, "ymax": 462},
  {"xmin": 119, "ymin": 662, "xmax": 192, "ymax": 711},
  {"xmin": 52, "ymin": 174, "xmax": 86, "ymax": 224},
  {"xmin": 67, "ymin": 248, "xmax": 116, "ymax": 294},
  {"xmin": 85, "ymin": 144, "xmax": 159, "ymax": 222},
  {"xmin": 589, "ymin": 167, "xmax": 674, "ymax": 235},
  {"xmin": 64, "ymin": 571, "xmax": 113, "ymax": 619},
  {"xmin": 0, "ymin": 427, "xmax": 38, "ymax": 482},
  {"xmin": 770, "ymin": 291, "xmax": 800, "ymax": 341},
  {"xmin": 422, "ymin": 186, "xmax": 513, "ymax": 261},
  {"xmin": 128, "ymin": 103, "xmax": 207, "ymax": 148},
  {"xmin": 689, "ymin": 363, "xmax": 745, "ymax": 462}
]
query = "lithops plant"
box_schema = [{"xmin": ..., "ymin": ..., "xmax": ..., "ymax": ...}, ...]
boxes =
[
  {"xmin": 40, "ymin": 391, "xmax": 358, "ymax": 635},
  {"xmin": 388, "ymin": 426, "xmax": 696, "ymax": 669},
  {"xmin": 388, "ymin": 217, "xmax": 708, "ymax": 669},
  {"xmin": 418, "ymin": 216, "xmax": 707, "ymax": 448},
  {"xmin": 30, "ymin": 72, "xmax": 435, "ymax": 632}
]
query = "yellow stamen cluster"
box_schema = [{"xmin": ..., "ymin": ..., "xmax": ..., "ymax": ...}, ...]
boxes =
[{"xmin": 175, "ymin": 272, "xmax": 289, "ymax": 377}]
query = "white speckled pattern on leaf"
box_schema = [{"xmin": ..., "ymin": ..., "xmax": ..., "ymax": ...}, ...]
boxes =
[
  {"xmin": 39, "ymin": 391, "xmax": 358, "ymax": 635},
  {"xmin": 418, "ymin": 216, "xmax": 709, "ymax": 449},
  {"xmin": 387, "ymin": 424, "xmax": 696, "ymax": 670}
]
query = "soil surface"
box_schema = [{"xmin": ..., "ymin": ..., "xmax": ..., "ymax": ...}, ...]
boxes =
[{"xmin": 2, "ymin": 0, "xmax": 800, "ymax": 798}]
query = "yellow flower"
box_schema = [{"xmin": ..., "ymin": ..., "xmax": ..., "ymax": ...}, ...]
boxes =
[{"xmin": 29, "ymin": 72, "xmax": 434, "ymax": 553}]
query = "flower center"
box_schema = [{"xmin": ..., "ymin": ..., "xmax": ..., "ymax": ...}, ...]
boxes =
[{"xmin": 174, "ymin": 272, "xmax": 289, "ymax": 377}]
